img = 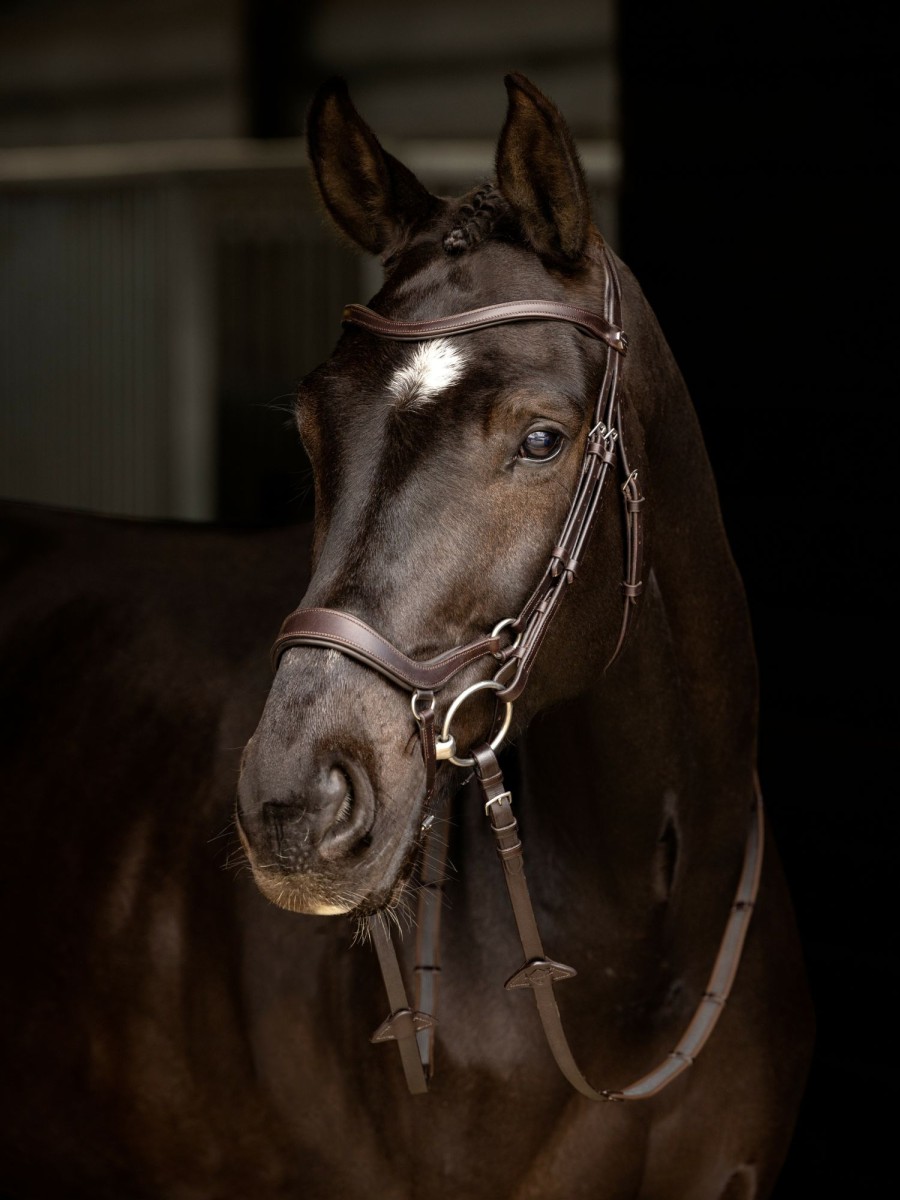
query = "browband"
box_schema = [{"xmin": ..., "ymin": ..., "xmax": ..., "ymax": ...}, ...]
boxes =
[{"xmin": 342, "ymin": 300, "xmax": 628, "ymax": 353}]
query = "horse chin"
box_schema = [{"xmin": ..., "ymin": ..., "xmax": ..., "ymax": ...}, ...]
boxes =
[
  {"xmin": 250, "ymin": 868, "xmax": 357, "ymax": 916},
  {"xmin": 250, "ymin": 864, "xmax": 414, "ymax": 920}
]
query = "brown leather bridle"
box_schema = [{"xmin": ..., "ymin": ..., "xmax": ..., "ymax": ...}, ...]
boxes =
[{"xmin": 271, "ymin": 248, "xmax": 763, "ymax": 1099}]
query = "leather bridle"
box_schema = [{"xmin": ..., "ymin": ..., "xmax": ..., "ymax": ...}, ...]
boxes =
[{"xmin": 270, "ymin": 247, "xmax": 763, "ymax": 1100}]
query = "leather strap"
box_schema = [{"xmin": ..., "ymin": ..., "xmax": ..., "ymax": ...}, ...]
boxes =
[
  {"xmin": 607, "ymin": 398, "xmax": 645, "ymax": 668},
  {"xmin": 273, "ymin": 607, "xmax": 504, "ymax": 691},
  {"xmin": 471, "ymin": 744, "xmax": 764, "ymax": 1102},
  {"xmin": 416, "ymin": 699, "xmax": 437, "ymax": 809},
  {"xmin": 368, "ymin": 800, "xmax": 450, "ymax": 1086},
  {"xmin": 495, "ymin": 251, "xmax": 636, "ymax": 701},
  {"xmin": 368, "ymin": 915, "xmax": 434, "ymax": 1095},
  {"xmin": 413, "ymin": 803, "xmax": 451, "ymax": 1077},
  {"xmin": 343, "ymin": 299, "xmax": 628, "ymax": 354}
]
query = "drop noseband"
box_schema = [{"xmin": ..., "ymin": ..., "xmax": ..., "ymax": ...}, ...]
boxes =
[{"xmin": 271, "ymin": 249, "xmax": 763, "ymax": 1099}]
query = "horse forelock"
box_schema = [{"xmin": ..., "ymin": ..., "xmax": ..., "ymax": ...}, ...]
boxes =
[{"xmin": 442, "ymin": 184, "xmax": 512, "ymax": 255}]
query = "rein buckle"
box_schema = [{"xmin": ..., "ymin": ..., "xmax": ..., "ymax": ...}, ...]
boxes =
[{"xmin": 484, "ymin": 789, "xmax": 512, "ymax": 816}]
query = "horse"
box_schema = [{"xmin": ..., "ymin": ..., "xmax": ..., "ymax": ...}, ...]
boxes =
[{"xmin": 0, "ymin": 72, "xmax": 813, "ymax": 1199}]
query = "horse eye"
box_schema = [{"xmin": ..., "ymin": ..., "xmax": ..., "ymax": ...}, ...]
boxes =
[{"xmin": 519, "ymin": 429, "xmax": 563, "ymax": 461}]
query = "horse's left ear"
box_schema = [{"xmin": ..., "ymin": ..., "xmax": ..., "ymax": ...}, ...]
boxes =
[
  {"xmin": 306, "ymin": 77, "xmax": 440, "ymax": 258},
  {"xmin": 495, "ymin": 72, "xmax": 593, "ymax": 264}
]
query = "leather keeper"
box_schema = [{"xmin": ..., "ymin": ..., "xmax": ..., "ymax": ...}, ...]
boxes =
[
  {"xmin": 550, "ymin": 547, "xmax": 578, "ymax": 577},
  {"xmin": 586, "ymin": 439, "xmax": 617, "ymax": 465}
]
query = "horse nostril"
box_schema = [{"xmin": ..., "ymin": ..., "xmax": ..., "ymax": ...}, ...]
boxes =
[
  {"xmin": 317, "ymin": 758, "xmax": 374, "ymax": 861},
  {"xmin": 319, "ymin": 766, "xmax": 352, "ymax": 822},
  {"xmin": 249, "ymin": 755, "xmax": 374, "ymax": 865}
]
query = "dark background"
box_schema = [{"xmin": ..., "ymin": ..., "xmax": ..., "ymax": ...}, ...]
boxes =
[
  {"xmin": 620, "ymin": 4, "xmax": 895, "ymax": 1192},
  {"xmin": 1, "ymin": 1, "xmax": 896, "ymax": 1191}
]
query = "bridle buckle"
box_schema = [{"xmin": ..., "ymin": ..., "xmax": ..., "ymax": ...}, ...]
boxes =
[{"xmin": 484, "ymin": 790, "xmax": 512, "ymax": 816}]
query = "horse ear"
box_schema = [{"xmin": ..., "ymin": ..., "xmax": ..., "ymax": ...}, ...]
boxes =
[
  {"xmin": 495, "ymin": 72, "xmax": 592, "ymax": 264},
  {"xmin": 306, "ymin": 77, "xmax": 439, "ymax": 258}
]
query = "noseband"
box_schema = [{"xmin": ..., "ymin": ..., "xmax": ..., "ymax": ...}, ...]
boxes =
[{"xmin": 270, "ymin": 248, "xmax": 763, "ymax": 1100}]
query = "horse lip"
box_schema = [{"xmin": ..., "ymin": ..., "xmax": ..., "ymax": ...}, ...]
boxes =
[
  {"xmin": 244, "ymin": 855, "xmax": 411, "ymax": 919},
  {"xmin": 250, "ymin": 867, "xmax": 356, "ymax": 916}
]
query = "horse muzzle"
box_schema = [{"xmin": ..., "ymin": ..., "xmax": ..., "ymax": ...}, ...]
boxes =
[{"xmin": 235, "ymin": 649, "xmax": 426, "ymax": 915}]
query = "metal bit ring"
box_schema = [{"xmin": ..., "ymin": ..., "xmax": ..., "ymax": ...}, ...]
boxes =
[{"xmin": 435, "ymin": 679, "xmax": 513, "ymax": 768}]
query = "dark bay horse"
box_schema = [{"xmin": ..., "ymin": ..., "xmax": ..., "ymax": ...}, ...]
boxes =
[{"xmin": 0, "ymin": 74, "xmax": 812, "ymax": 1198}]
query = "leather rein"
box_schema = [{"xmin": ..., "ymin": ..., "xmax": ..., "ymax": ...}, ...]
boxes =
[{"xmin": 271, "ymin": 248, "xmax": 764, "ymax": 1100}]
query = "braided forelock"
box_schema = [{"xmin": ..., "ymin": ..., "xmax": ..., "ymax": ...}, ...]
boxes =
[{"xmin": 443, "ymin": 185, "xmax": 509, "ymax": 255}]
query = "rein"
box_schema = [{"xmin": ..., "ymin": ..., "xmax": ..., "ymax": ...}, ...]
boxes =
[{"xmin": 271, "ymin": 248, "xmax": 763, "ymax": 1099}]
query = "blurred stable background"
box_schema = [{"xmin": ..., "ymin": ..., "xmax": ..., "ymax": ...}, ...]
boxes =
[{"xmin": 0, "ymin": 0, "xmax": 894, "ymax": 1193}]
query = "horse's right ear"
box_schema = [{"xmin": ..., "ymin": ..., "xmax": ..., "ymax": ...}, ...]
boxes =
[
  {"xmin": 495, "ymin": 72, "xmax": 593, "ymax": 264},
  {"xmin": 306, "ymin": 77, "xmax": 439, "ymax": 258}
]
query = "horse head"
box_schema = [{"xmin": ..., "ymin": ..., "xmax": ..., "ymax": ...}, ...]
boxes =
[{"xmin": 237, "ymin": 73, "xmax": 642, "ymax": 918}]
